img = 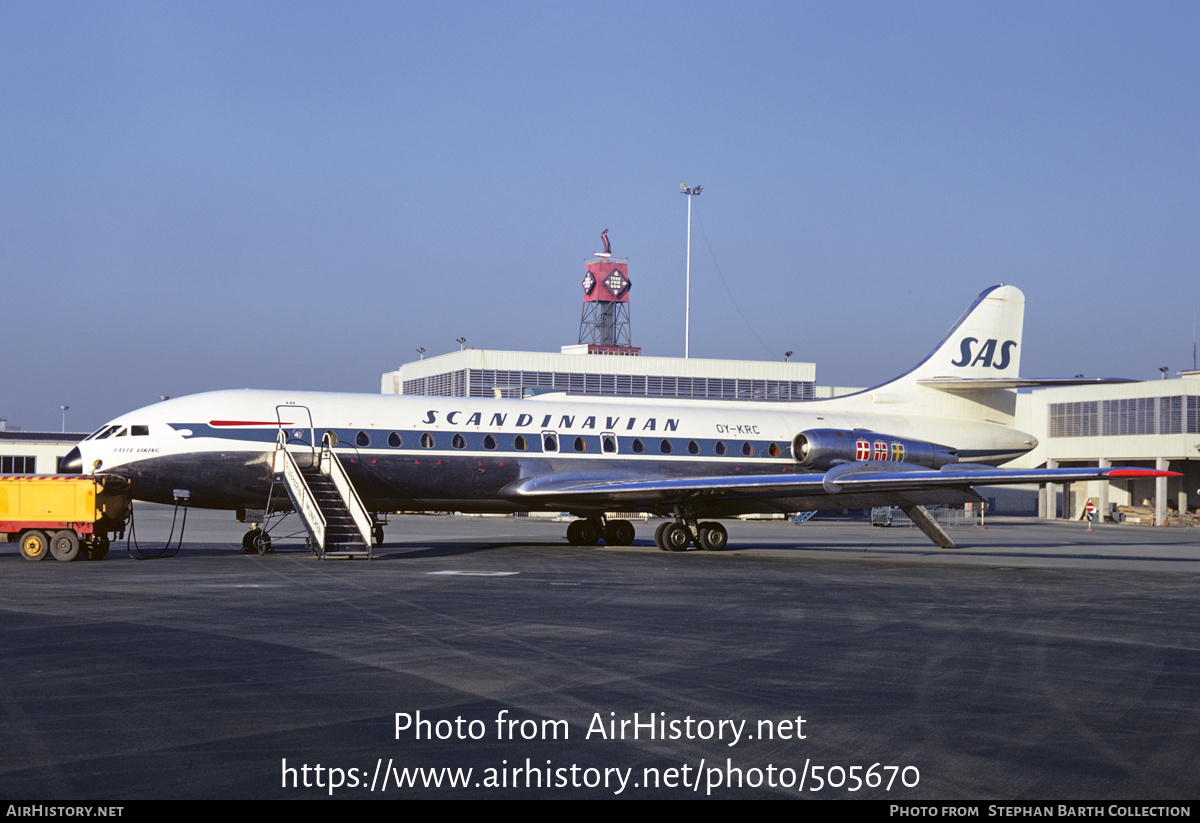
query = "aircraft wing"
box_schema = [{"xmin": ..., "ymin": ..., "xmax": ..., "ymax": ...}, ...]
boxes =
[{"xmin": 511, "ymin": 463, "xmax": 1175, "ymax": 514}]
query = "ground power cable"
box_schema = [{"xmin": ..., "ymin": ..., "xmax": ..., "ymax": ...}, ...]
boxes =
[{"xmin": 125, "ymin": 495, "xmax": 188, "ymax": 560}]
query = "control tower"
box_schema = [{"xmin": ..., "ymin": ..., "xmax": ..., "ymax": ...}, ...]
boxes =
[{"xmin": 578, "ymin": 229, "xmax": 639, "ymax": 355}]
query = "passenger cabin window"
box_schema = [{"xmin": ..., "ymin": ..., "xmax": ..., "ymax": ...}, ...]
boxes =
[
  {"xmin": 767, "ymin": 442, "xmax": 781, "ymax": 457},
  {"xmin": 543, "ymin": 433, "xmax": 558, "ymax": 452},
  {"xmin": 632, "ymin": 439, "xmax": 645, "ymax": 453},
  {"xmin": 660, "ymin": 439, "xmax": 673, "ymax": 454},
  {"xmin": 514, "ymin": 435, "xmax": 528, "ymax": 451},
  {"xmin": 742, "ymin": 442, "xmax": 755, "ymax": 457},
  {"xmin": 452, "ymin": 434, "xmax": 466, "ymax": 449},
  {"xmin": 573, "ymin": 437, "xmax": 587, "ymax": 452},
  {"xmin": 323, "ymin": 430, "xmax": 339, "ymax": 447},
  {"xmin": 421, "ymin": 433, "xmax": 435, "ymax": 448},
  {"xmin": 688, "ymin": 440, "xmax": 700, "ymax": 455},
  {"xmin": 388, "ymin": 432, "xmax": 403, "ymax": 447},
  {"xmin": 602, "ymin": 435, "xmax": 617, "ymax": 453},
  {"xmin": 715, "ymin": 441, "xmax": 727, "ymax": 456},
  {"xmin": 356, "ymin": 431, "xmax": 371, "ymax": 448},
  {"xmin": 483, "ymin": 435, "xmax": 497, "ymax": 450}
]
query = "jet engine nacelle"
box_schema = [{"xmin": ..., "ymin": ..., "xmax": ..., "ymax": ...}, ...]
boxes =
[{"xmin": 791, "ymin": 429, "xmax": 958, "ymax": 470}]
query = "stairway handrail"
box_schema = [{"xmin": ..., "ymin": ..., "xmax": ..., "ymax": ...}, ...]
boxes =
[
  {"xmin": 320, "ymin": 445, "xmax": 374, "ymax": 547},
  {"xmin": 276, "ymin": 430, "xmax": 327, "ymax": 548}
]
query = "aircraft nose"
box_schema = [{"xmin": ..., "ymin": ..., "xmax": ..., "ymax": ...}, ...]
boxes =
[{"xmin": 58, "ymin": 447, "xmax": 83, "ymax": 474}]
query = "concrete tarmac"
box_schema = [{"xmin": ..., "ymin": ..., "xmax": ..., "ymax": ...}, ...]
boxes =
[{"xmin": 2, "ymin": 507, "xmax": 1198, "ymax": 799}]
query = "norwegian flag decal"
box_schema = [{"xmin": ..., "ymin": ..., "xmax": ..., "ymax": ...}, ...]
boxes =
[{"xmin": 874, "ymin": 441, "xmax": 887, "ymax": 461}]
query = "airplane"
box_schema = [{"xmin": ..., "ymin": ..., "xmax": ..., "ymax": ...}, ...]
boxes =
[{"xmin": 60, "ymin": 284, "xmax": 1174, "ymax": 553}]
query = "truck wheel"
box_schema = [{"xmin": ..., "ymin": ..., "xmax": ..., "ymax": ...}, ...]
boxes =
[
  {"xmin": 19, "ymin": 530, "xmax": 50, "ymax": 562},
  {"xmin": 87, "ymin": 536, "xmax": 110, "ymax": 561},
  {"xmin": 50, "ymin": 530, "xmax": 81, "ymax": 562}
]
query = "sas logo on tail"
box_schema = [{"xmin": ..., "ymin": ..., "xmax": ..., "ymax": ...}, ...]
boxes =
[{"xmin": 951, "ymin": 337, "xmax": 1017, "ymax": 370}]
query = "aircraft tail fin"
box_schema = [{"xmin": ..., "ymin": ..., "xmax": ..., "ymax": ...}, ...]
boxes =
[{"xmin": 905, "ymin": 284, "xmax": 1025, "ymax": 383}]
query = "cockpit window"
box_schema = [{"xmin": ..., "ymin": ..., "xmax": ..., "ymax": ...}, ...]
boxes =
[
  {"xmin": 131, "ymin": 425, "xmax": 149, "ymax": 436},
  {"xmin": 115, "ymin": 427, "xmax": 129, "ymax": 437},
  {"xmin": 92, "ymin": 425, "xmax": 121, "ymax": 440}
]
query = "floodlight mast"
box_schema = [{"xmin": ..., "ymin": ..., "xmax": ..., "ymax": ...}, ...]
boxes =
[{"xmin": 680, "ymin": 184, "xmax": 702, "ymax": 358}]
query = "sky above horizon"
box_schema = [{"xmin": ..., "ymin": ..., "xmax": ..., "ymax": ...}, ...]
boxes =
[{"xmin": 3, "ymin": 1, "xmax": 1198, "ymax": 432}]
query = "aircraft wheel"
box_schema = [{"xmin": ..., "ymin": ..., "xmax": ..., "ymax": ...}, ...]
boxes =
[
  {"xmin": 605, "ymin": 519, "xmax": 636, "ymax": 546},
  {"xmin": 19, "ymin": 530, "xmax": 50, "ymax": 562},
  {"xmin": 697, "ymin": 522, "xmax": 728, "ymax": 551},
  {"xmin": 576, "ymin": 520, "xmax": 601, "ymax": 546},
  {"xmin": 566, "ymin": 520, "xmax": 584, "ymax": 545},
  {"xmin": 653, "ymin": 521, "xmax": 671, "ymax": 551},
  {"xmin": 661, "ymin": 523, "xmax": 691, "ymax": 552},
  {"xmin": 372, "ymin": 524, "xmax": 385, "ymax": 546},
  {"xmin": 50, "ymin": 530, "xmax": 81, "ymax": 562},
  {"xmin": 254, "ymin": 532, "xmax": 272, "ymax": 556},
  {"xmin": 242, "ymin": 529, "xmax": 261, "ymax": 553}
]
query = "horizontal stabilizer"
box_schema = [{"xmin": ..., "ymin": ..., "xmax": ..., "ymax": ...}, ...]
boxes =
[{"xmin": 918, "ymin": 377, "xmax": 1138, "ymax": 391}]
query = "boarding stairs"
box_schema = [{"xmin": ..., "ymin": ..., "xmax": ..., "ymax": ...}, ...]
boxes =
[{"xmin": 271, "ymin": 430, "xmax": 374, "ymax": 559}]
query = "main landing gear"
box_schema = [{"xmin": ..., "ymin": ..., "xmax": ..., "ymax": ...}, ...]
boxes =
[
  {"xmin": 565, "ymin": 516, "xmax": 636, "ymax": 547},
  {"xmin": 652, "ymin": 520, "xmax": 728, "ymax": 552}
]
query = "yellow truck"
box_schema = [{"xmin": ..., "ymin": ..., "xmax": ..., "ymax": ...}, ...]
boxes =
[{"xmin": 0, "ymin": 475, "xmax": 131, "ymax": 561}]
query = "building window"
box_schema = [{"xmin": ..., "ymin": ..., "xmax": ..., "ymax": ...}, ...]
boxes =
[
  {"xmin": 1048, "ymin": 401, "xmax": 1098, "ymax": 437},
  {"xmin": 1101, "ymin": 398, "xmax": 1156, "ymax": 436},
  {"xmin": 1, "ymin": 455, "xmax": 35, "ymax": 473},
  {"xmin": 1159, "ymin": 397, "xmax": 1183, "ymax": 434}
]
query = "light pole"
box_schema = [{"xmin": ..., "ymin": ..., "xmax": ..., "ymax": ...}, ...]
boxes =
[
  {"xmin": 680, "ymin": 184, "xmax": 702, "ymax": 358},
  {"xmin": 60, "ymin": 405, "xmax": 69, "ymax": 433},
  {"xmin": 456, "ymin": 337, "xmax": 467, "ymax": 351}
]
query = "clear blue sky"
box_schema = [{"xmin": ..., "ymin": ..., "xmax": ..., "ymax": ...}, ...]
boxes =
[{"xmin": 3, "ymin": 1, "xmax": 1197, "ymax": 432}]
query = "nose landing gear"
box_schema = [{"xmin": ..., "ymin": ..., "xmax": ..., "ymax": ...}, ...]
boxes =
[{"xmin": 241, "ymin": 527, "xmax": 274, "ymax": 555}]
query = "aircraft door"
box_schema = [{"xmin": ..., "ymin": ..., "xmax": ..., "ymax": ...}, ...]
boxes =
[{"xmin": 277, "ymin": 405, "xmax": 316, "ymax": 468}]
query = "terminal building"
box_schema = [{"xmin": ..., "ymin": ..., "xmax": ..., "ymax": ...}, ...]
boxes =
[
  {"xmin": 382, "ymin": 347, "xmax": 816, "ymax": 402},
  {"xmin": 0, "ymin": 425, "xmax": 87, "ymax": 476},
  {"xmin": 1008, "ymin": 373, "xmax": 1200, "ymax": 525}
]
